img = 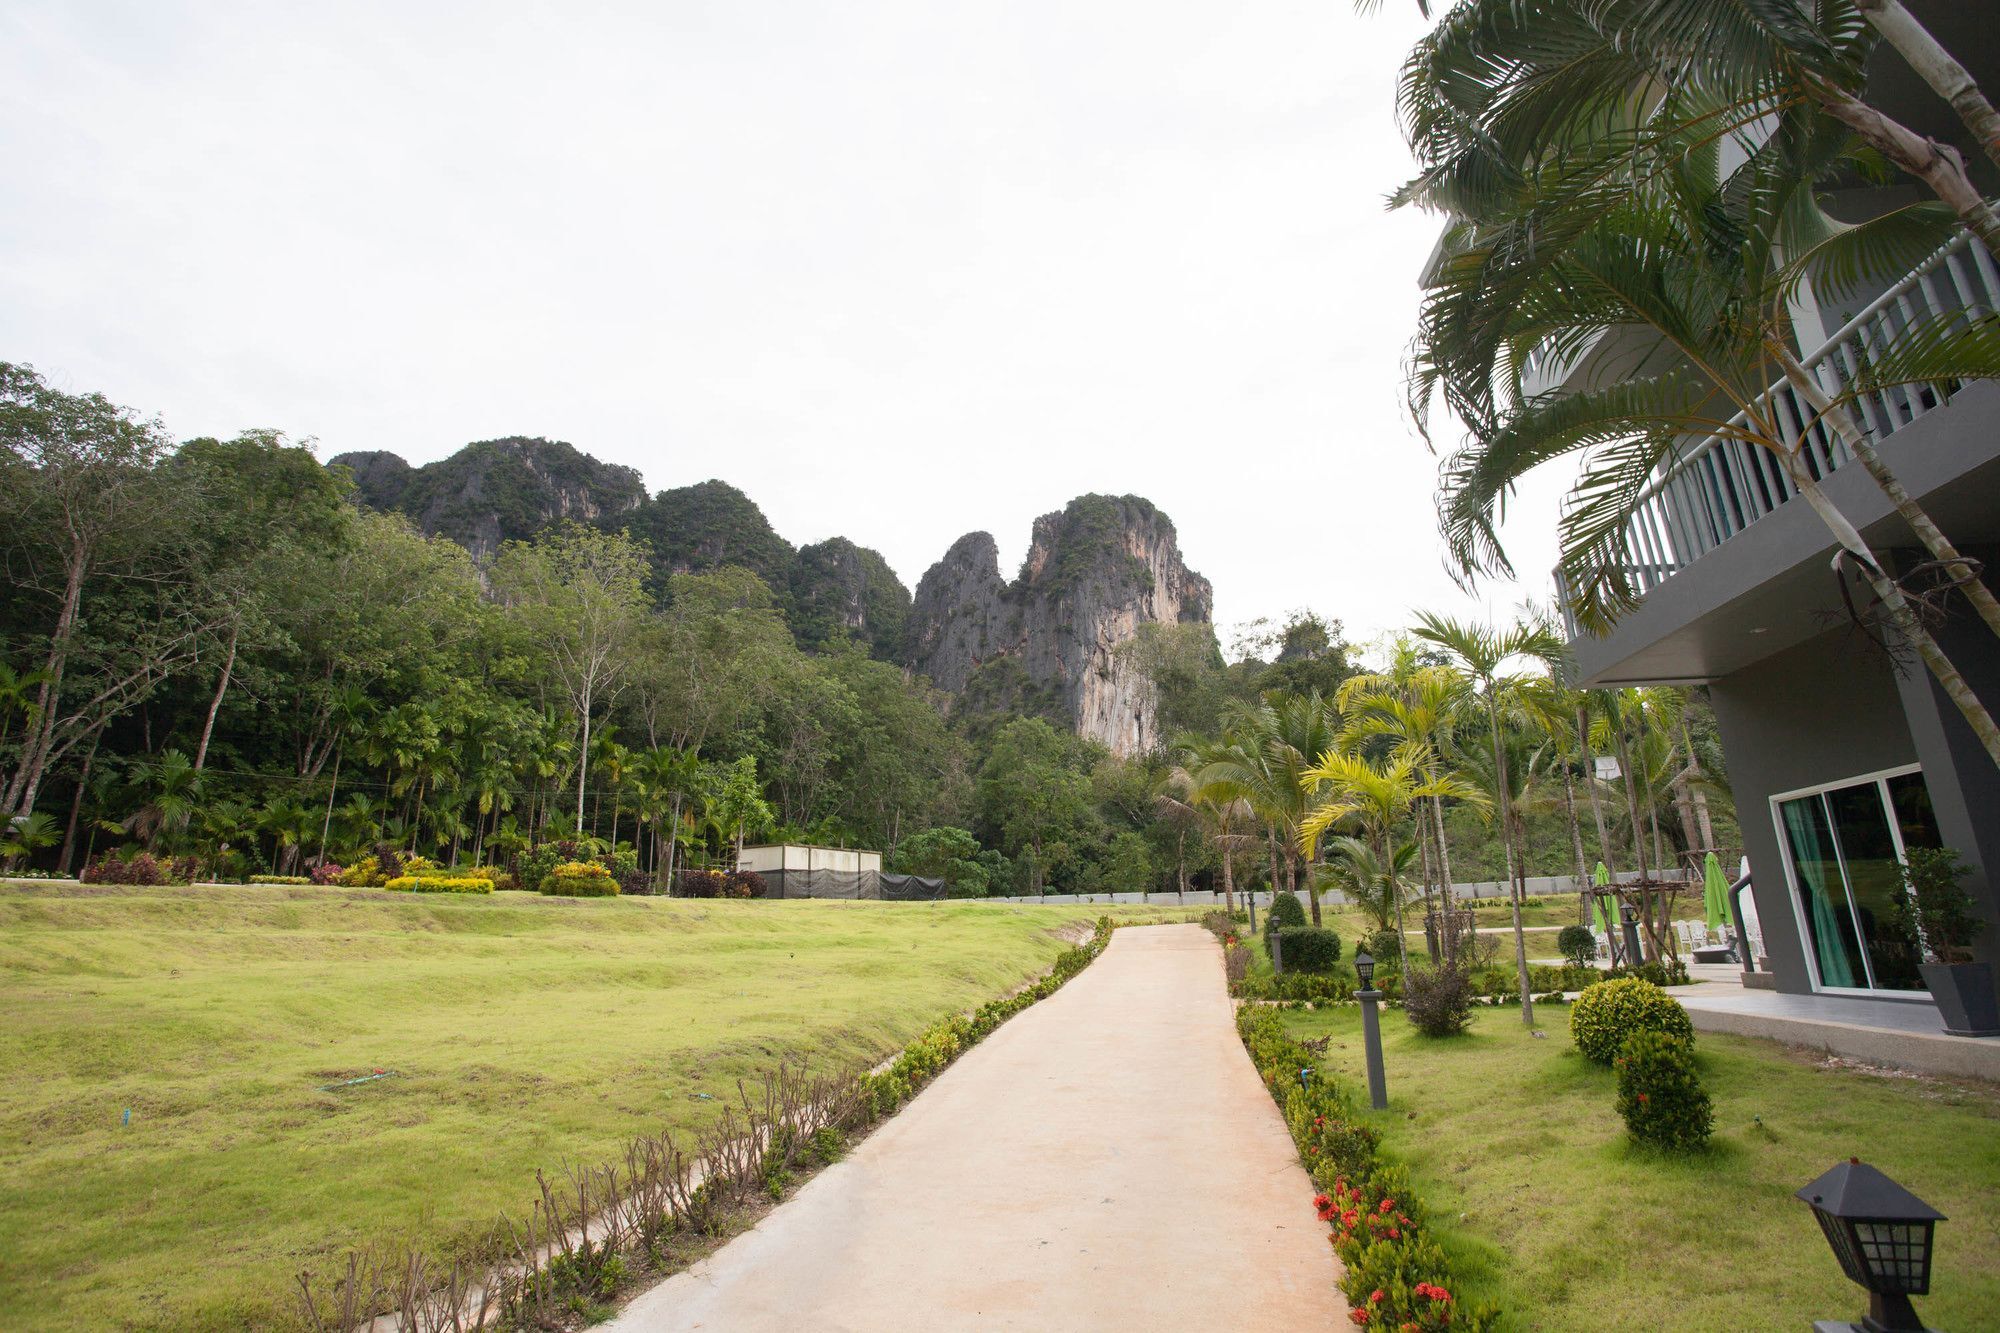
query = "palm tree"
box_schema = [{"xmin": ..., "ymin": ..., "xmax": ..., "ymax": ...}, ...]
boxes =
[
  {"xmin": 1420, "ymin": 103, "xmax": 2000, "ymax": 769},
  {"xmin": 1319, "ymin": 834, "xmax": 1419, "ymax": 936},
  {"xmin": 1210, "ymin": 691, "xmax": 1342, "ymax": 922},
  {"xmin": 1336, "ymin": 660, "xmax": 1473, "ymax": 923},
  {"xmin": 0, "ymin": 810, "xmax": 59, "ymax": 868},
  {"xmin": 1412, "ymin": 613, "xmax": 1563, "ymax": 1023},
  {"xmin": 1174, "ymin": 738, "xmax": 1260, "ymax": 917},
  {"xmin": 123, "ymin": 749, "xmax": 203, "ymax": 853},
  {"xmin": 1299, "ymin": 748, "xmax": 1484, "ymax": 972},
  {"xmin": 634, "ymin": 745, "xmax": 705, "ymax": 890},
  {"xmin": 1391, "ymin": 1, "xmax": 2000, "ymax": 289}
]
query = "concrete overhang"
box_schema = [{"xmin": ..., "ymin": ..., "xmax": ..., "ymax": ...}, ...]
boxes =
[{"xmin": 1568, "ymin": 382, "xmax": 2000, "ymax": 687}]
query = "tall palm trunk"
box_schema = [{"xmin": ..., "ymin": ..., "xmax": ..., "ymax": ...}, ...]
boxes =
[
  {"xmin": 317, "ymin": 745, "xmax": 342, "ymax": 864},
  {"xmin": 1561, "ymin": 763, "xmax": 1592, "ymax": 927},
  {"xmin": 1766, "ymin": 360, "xmax": 2000, "ymax": 769},
  {"xmin": 1430, "ymin": 795, "xmax": 1459, "ymax": 963},
  {"xmin": 1610, "ymin": 714, "xmax": 1660, "ymax": 962},
  {"xmin": 1483, "ymin": 696, "xmax": 1534, "ymax": 1026},
  {"xmin": 1854, "ymin": 0, "xmax": 2000, "ymax": 173}
]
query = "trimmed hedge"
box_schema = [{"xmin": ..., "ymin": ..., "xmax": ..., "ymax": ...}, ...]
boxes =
[
  {"xmin": 385, "ymin": 875, "xmax": 495, "ymax": 894},
  {"xmin": 1265, "ymin": 890, "xmax": 1307, "ymax": 935},
  {"xmin": 1615, "ymin": 1030, "xmax": 1713, "ymax": 1152},
  {"xmin": 1570, "ymin": 977, "xmax": 1693, "ymax": 1065},
  {"xmin": 249, "ymin": 875, "xmax": 312, "ymax": 885},
  {"xmin": 1237, "ymin": 1006, "xmax": 1497, "ymax": 1330},
  {"xmin": 543, "ymin": 861, "xmax": 619, "ymax": 897},
  {"xmin": 1274, "ymin": 926, "xmax": 1343, "ymax": 974}
]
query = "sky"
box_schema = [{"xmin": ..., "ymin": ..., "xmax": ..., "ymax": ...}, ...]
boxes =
[{"xmin": 0, "ymin": 0, "xmax": 1563, "ymax": 656}]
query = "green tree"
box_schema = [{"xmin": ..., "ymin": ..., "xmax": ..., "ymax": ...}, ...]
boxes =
[
  {"xmin": 976, "ymin": 718, "xmax": 1099, "ymax": 896},
  {"xmin": 491, "ymin": 524, "xmax": 651, "ymax": 827}
]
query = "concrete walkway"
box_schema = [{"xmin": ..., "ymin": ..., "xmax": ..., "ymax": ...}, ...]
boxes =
[
  {"xmin": 1664, "ymin": 980, "xmax": 2000, "ymax": 1081},
  {"xmin": 605, "ymin": 924, "xmax": 1339, "ymax": 1331}
]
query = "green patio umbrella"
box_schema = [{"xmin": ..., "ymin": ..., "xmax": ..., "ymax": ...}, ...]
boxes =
[
  {"xmin": 1590, "ymin": 861, "xmax": 1616, "ymax": 935},
  {"xmin": 1702, "ymin": 851, "xmax": 1729, "ymax": 932}
]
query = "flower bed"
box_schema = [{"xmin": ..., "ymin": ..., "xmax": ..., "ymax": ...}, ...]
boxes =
[
  {"xmin": 1236, "ymin": 1005, "xmax": 1497, "ymax": 1331},
  {"xmin": 384, "ymin": 875, "xmax": 495, "ymax": 894}
]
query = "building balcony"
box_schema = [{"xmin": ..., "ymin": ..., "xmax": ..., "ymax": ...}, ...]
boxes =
[{"xmin": 1561, "ymin": 233, "xmax": 2000, "ymax": 688}]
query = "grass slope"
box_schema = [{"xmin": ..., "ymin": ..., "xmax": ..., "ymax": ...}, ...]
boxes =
[
  {"xmin": 0, "ymin": 883, "xmax": 1168, "ymax": 1330},
  {"xmin": 1279, "ymin": 1005, "xmax": 2000, "ymax": 1331}
]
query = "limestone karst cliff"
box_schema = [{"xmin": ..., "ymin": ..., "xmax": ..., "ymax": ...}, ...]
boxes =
[{"xmin": 907, "ymin": 495, "xmax": 1214, "ymax": 755}]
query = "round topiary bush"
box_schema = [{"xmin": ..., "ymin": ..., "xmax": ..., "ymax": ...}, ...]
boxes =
[
  {"xmin": 1570, "ymin": 977, "xmax": 1693, "ymax": 1065},
  {"xmin": 1264, "ymin": 890, "xmax": 1307, "ymax": 934},
  {"xmin": 1557, "ymin": 924, "xmax": 1598, "ymax": 967},
  {"xmin": 1615, "ymin": 1030, "xmax": 1713, "ymax": 1151}
]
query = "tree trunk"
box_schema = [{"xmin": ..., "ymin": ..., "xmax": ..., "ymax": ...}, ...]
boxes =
[
  {"xmin": 4, "ymin": 544, "xmax": 87, "ymax": 820},
  {"xmin": 193, "ymin": 622, "xmax": 239, "ymax": 772},
  {"xmin": 1483, "ymin": 694, "xmax": 1535, "ymax": 1026},
  {"xmin": 1578, "ymin": 704, "xmax": 1615, "ymax": 869},
  {"xmin": 1610, "ymin": 711, "xmax": 1658, "ymax": 962},
  {"xmin": 1561, "ymin": 764, "xmax": 1591, "ymax": 927},
  {"xmin": 317, "ymin": 745, "xmax": 341, "ymax": 864},
  {"xmin": 1857, "ymin": 0, "xmax": 2000, "ymax": 173},
  {"xmin": 1220, "ymin": 835, "xmax": 1236, "ymax": 915},
  {"xmin": 575, "ymin": 695, "xmax": 593, "ymax": 831},
  {"xmin": 1816, "ymin": 85, "xmax": 2000, "ymax": 262},
  {"xmin": 57, "ymin": 735, "xmax": 98, "ymax": 875},
  {"xmin": 1775, "ymin": 416, "xmax": 2000, "ymax": 769}
]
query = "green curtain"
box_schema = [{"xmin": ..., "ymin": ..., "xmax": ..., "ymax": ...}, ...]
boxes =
[{"xmin": 1781, "ymin": 799, "xmax": 1857, "ymax": 988}]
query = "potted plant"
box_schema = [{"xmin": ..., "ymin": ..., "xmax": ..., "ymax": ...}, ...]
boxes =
[{"xmin": 1892, "ymin": 848, "xmax": 1998, "ymax": 1038}]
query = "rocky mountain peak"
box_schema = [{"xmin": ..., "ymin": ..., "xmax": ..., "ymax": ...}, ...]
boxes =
[{"xmin": 908, "ymin": 495, "xmax": 1213, "ymax": 755}]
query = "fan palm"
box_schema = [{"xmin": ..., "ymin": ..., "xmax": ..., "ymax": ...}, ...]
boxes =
[
  {"xmin": 0, "ymin": 810, "xmax": 58, "ymax": 867},
  {"xmin": 123, "ymin": 749, "xmax": 203, "ymax": 852}
]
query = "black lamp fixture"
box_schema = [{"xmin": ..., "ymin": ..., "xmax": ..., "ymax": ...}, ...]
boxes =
[
  {"xmin": 1353, "ymin": 950, "xmax": 1375, "ymax": 989},
  {"xmin": 1797, "ymin": 1158, "xmax": 1945, "ymax": 1333}
]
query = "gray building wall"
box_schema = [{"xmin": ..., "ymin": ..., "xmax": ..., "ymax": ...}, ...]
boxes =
[{"xmin": 1707, "ymin": 628, "xmax": 1919, "ymax": 995}]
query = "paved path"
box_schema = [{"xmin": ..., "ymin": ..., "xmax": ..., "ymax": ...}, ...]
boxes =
[{"xmin": 605, "ymin": 923, "xmax": 1339, "ymax": 1331}]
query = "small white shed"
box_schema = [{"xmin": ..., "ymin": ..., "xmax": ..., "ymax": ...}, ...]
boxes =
[{"xmin": 736, "ymin": 844, "xmax": 883, "ymax": 875}]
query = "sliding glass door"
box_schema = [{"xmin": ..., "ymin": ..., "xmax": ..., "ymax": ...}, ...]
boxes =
[{"xmin": 1774, "ymin": 769, "xmax": 1937, "ymax": 993}]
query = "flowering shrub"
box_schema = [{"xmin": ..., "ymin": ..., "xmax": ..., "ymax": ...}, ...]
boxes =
[
  {"xmin": 1570, "ymin": 977, "xmax": 1692, "ymax": 1065},
  {"xmin": 544, "ymin": 861, "xmax": 619, "ymax": 897},
  {"xmin": 80, "ymin": 853, "xmax": 193, "ymax": 886},
  {"xmin": 309, "ymin": 862, "xmax": 343, "ymax": 886},
  {"xmin": 1614, "ymin": 1030, "xmax": 1712, "ymax": 1152},
  {"xmin": 1237, "ymin": 1005, "xmax": 1497, "ymax": 1330},
  {"xmin": 677, "ymin": 868, "xmax": 728, "ymax": 899},
  {"xmin": 385, "ymin": 875, "xmax": 496, "ymax": 894}
]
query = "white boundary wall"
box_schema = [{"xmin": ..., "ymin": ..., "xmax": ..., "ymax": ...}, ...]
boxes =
[{"xmin": 975, "ymin": 869, "xmax": 1684, "ymax": 910}]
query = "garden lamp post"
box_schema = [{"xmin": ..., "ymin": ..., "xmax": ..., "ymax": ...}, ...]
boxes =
[
  {"xmin": 1797, "ymin": 1158, "xmax": 1945, "ymax": 1333},
  {"xmin": 1353, "ymin": 950, "xmax": 1388, "ymax": 1111}
]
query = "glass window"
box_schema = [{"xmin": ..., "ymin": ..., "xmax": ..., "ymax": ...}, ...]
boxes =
[
  {"xmin": 1887, "ymin": 772, "xmax": 1941, "ymax": 850},
  {"xmin": 1779, "ymin": 793, "xmax": 1866, "ymax": 989},
  {"xmin": 1825, "ymin": 784, "xmax": 1922, "ymax": 991}
]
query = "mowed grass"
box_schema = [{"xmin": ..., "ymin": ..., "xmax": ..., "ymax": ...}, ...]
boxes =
[
  {"xmin": 1278, "ymin": 1005, "xmax": 2000, "ymax": 1331},
  {"xmin": 0, "ymin": 883, "xmax": 1177, "ymax": 1330}
]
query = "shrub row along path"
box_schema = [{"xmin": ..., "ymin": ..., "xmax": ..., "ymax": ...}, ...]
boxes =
[{"xmin": 604, "ymin": 923, "xmax": 1340, "ymax": 1331}]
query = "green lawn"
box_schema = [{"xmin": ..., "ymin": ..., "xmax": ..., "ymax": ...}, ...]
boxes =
[
  {"xmin": 0, "ymin": 883, "xmax": 1172, "ymax": 1331},
  {"xmin": 1277, "ymin": 1005, "xmax": 2000, "ymax": 1331}
]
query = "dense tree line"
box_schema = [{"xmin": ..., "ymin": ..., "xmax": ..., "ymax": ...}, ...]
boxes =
[{"xmin": 0, "ymin": 364, "xmax": 1733, "ymax": 902}]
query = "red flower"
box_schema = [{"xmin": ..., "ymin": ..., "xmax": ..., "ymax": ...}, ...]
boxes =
[
  {"xmin": 1348, "ymin": 1309, "xmax": 1370, "ymax": 1326},
  {"xmin": 1369, "ymin": 1289, "xmax": 1385, "ymax": 1304},
  {"xmin": 1637, "ymin": 1092, "xmax": 1649, "ymax": 1103},
  {"xmin": 1387, "ymin": 1227, "xmax": 1400, "ymax": 1238},
  {"xmin": 1380, "ymin": 1198, "xmax": 1396, "ymax": 1213}
]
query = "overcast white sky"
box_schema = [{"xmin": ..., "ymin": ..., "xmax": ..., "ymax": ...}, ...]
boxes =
[{"xmin": 0, "ymin": 1, "xmax": 1562, "ymax": 654}]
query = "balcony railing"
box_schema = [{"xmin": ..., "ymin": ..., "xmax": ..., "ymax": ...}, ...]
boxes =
[{"xmin": 1558, "ymin": 231, "xmax": 2000, "ymax": 637}]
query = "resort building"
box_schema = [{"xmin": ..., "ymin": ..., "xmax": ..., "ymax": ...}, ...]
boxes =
[{"xmin": 1555, "ymin": 13, "xmax": 2000, "ymax": 1009}]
